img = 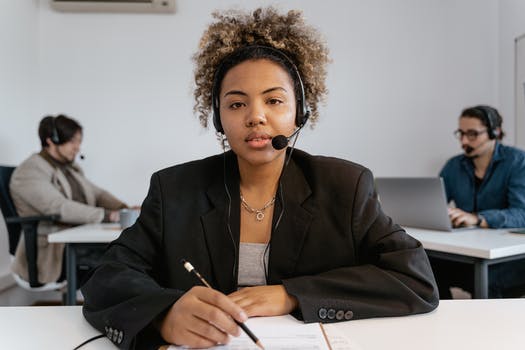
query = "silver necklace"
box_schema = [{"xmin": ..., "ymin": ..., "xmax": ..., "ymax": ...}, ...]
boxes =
[{"xmin": 240, "ymin": 192, "xmax": 276, "ymax": 221}]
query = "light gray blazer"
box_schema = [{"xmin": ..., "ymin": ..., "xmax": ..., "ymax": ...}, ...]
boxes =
[{"xmin": 9, "ymin": 153, "xmax": 125, "ymax": 283}]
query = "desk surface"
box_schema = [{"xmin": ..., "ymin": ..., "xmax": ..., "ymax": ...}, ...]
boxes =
[
  {"xmin": 48, "ymin": 223, "xmax": 121, "ymax": 243},
  {"xmin": 406, "ymin": 226, "xmax": 525, "ymax": 259},
  {"xmin": 333, "ymin": 299, "xmax": 525, "ymax": 350},
  {"xmin": 0, "ymin": 305, "xmax": 114, "ymax": 349},
  {"xmin": 1, "ymin": 300, "xmax": 524, "ymax": 349},
  {"xmin": 48, "ymin": 224, "xmax": 525, "ymax": 260}
]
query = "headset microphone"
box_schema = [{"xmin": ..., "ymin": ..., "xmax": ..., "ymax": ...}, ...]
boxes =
[
  {"xmin": 271, "ymin": 125, "xmax": 304, "ymax": 150},
  {"xmin": 463, "ymin": 145, "xmax": 475, "ymax": 155},
  {"xmin": 79, "ymin": 154, "xmax": 85, "ymax": 160},
  {"xmin": 463, "ymin": 138, "xmax": 491, "ymax": 158}
]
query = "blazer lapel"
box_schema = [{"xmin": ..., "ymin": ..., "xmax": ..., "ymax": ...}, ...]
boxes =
[
  {"xmin": 53, "ymin": 169, "xmax": 72, "ymax": 199},
  {"xmin": 201, "ymin": 152, "xmax": 240, "ymax": 293},
  {"xmin": 268, "ymin": 157, "xmax": 313, "ymax": 284},
  {"xmin": 69, "ymin": 168, "xmax": 97, "ymax": 206}
]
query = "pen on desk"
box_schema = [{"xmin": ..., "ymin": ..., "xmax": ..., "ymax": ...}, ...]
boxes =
[{"xmin": 181, "ymin": 259, "xmax": 265, "ymax": 350}]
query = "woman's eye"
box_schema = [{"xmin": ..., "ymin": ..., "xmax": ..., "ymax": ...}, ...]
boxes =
[
  {"xmin": 229, "ymin": 102, "xmax": 244, "ymax": 109},
  {"xmin": 268, "ymin": 98, "xmax": 283, "ymax": 105}
]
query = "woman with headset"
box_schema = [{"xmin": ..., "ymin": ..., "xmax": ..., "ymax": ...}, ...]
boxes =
[
  {"xmin": 9, "ymin": 115, "xmax": 127, "ymax": 286},
  {"xmin": 82, "ymin": 7, "xmax": 438, "ymax": 349}
]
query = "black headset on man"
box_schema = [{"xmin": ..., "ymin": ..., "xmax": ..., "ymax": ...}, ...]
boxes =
[
  {"xmin": 211, "ymin": 45, "xmax": 310, "ymax": 148},
  {"xmin": 474, "ymin": 105, "xmax": 500, "ymax": 140},
  {"xmin": 48, "ymin": 115, "xmax": 85, "ymax": 160},
  {"xmin": 50, "ymin": 116, "xmax": 61, "ymax": 144}
]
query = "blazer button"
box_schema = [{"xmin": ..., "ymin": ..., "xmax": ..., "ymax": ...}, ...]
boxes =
[
  {"xmin": 107, "ymin": 328, "xmax": 113, "ymax": 339},
  {"xmin": 112, "ymin": 330, "xmax": 119, "ymax": 343},
  {"xmin": 327, "ymin": 309, "xmax": 336, "ymax": 320},
  {"xmin": 318, "ymin": 308, "xmax": 327, "ymax": 319},
  {"xmin": 336, "ymin": 310, "xmax": 345, "ymax": 320},
  {"xmin": 344, "ymin": 310, "xmax": 354, "ymax": 320},
  {"xmin": 117, "ymin": 331, "xmax": 123, "ymax": 344}
]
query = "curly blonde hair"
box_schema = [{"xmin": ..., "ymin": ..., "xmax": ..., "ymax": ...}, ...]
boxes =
[{"xmin": 193, "ymin": 7, "xmax": 330, "ymax": 129}]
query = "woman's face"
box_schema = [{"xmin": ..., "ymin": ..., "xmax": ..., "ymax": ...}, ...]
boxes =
[
  {"xmin": 219, "ymin": 58, "xmax": 297, "ymax": 167},
  {"xmin": 50, "ymin": 130, "xmax": 82, "ymax": 163}
]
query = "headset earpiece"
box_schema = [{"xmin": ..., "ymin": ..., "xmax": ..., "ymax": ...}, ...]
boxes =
[
  {"xmin": 50, "ymin": 117, "xmax": 60, "ymax": 144},
  {"xmin": 477, "ymin": 106, "xmax": 497, "ymax": 140},
  {"xmin": 294, "ymin": 65, "xmax": 310, "ymax": 128},
  {"xmin": 212, "ymin": 91, "xmax": 223, "ymax": 134}
]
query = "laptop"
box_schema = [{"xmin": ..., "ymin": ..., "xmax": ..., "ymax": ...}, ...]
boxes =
[{"xmin": 374, "ymin": 177, "xmax": 457, "ymax": 231}]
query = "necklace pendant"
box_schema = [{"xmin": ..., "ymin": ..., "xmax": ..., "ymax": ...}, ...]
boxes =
[{"xmin": 255, "ymin": 211, "xmax": 265, "ymax": 221}]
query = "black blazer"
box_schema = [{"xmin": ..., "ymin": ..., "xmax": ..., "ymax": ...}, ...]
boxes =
[{"xmin": 82, "ymin": 149, "xmax": 439, "ymax": 349}]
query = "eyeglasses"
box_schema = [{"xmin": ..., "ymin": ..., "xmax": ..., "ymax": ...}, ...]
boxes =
[{"xmin": 453, "ymin": 129, "xmax": 487, "ymax": 141}]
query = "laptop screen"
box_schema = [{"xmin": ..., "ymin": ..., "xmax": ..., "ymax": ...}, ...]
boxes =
[{"xmin": 374, "ymin": 177, "xmax": 453, "ymax": 231}]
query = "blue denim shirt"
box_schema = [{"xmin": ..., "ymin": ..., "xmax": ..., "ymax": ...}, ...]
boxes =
[{"xmin": 439, "ymin": 142, "xmax": 525, "ymax": 228}]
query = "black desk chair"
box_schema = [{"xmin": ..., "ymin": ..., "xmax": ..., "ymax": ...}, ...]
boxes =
[{"xmin": 0, "ymin": 165, "xmax": 65, "ymax": 291}]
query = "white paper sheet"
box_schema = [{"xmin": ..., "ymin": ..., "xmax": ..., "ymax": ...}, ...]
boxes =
[
  {"xmin": 322, "ymin": 324, "xmax": 364, "ymax": 350},
  {"xmin": 167, "ymin": 315, "xmax": 330, "ymax": 350}
]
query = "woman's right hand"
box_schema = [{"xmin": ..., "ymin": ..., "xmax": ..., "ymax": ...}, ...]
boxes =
[{"xmin": 159, "ymin": 286, "xmax": 248, "ymax": 348}]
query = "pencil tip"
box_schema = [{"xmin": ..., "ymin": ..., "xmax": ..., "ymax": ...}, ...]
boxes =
[
  {"xmin": 180, "ymin": 258, "xmax": 186, "ymax": 264},
  {"xmin": 256, "ymin": 340, "xmax": 265, "ymax": 350}
]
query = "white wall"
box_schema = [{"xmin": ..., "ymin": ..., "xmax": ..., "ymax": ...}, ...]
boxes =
[
  {"xmin": 0, "ymin": 0, "xmax": 39, "ymax": 164},
  {"xmin": 498, "ymin": 0, "xmax": 525, "ymax": 144},
  {"xmin": 1, "ymin": 0, "xmax": 500, "ymax": 204},
  {"xmin": 0, "ymin": 0, "xmax": 40, "ymax": 295}
]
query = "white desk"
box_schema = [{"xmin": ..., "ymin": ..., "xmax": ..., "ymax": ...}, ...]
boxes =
[
  {"xmin": 406, "ymin": 227, "xmax": 525, "ymax": 298},
  {"xmin": 0, "ymin": 306, "xmax": 114, "ymax": 349},
  {"xmin": 48, "ymin": 223, "xmax": 121, "ymax": 244},
  {"xmin": 1, "ymin": 300, "xmax": 524, "ymax": 349},
  {"xmin": 48, "ymin": 224, "xmax": 525, "ymax": 302},
  {"xmin": 332, "ymin": 299, "xmax": 525, "ymax": 350},
  {"xmin": 48, "ymin": 223, "xmax": 122, "ymax": 305}
]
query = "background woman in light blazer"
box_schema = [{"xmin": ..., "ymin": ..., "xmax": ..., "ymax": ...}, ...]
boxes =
[{"xmin": 9, "ymin": 114, "xmax": 127, "ymax": 284}]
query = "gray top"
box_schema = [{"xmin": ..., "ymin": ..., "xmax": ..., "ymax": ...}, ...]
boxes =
[{"xmin": 237, "ymin": 242, "xmax": 269, "ymax": 287}]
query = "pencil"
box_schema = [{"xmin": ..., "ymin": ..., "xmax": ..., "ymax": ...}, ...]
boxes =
[{"xmin": 181, "ymin": 259, "xmax": 265, "ymax": 350}]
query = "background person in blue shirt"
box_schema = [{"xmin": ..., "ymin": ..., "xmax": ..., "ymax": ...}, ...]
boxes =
[
  {"xmin": 433, "ymin": 105, "xmax": 525, "ymax": 298},
  {"xmin": 440, "ymin": 105, "xmax": 525, "ymax": 229}
]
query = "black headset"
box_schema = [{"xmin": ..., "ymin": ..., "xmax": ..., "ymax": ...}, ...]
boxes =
[
  {"xmin": 475, "ymin": 105, "xmax": 500, "ymax": 139},
  {"xmin": 50, "ymin": 116, "xmax": 60, "ymax": 144},
  {"xmin": 211, "ymin": 45, "xmax": 310, "ymax": 134}
]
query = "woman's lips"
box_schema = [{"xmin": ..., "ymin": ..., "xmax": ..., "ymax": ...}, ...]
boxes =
[{"xmin": 245, "ymin": 132, "xmax": 272, "ymax": 148}]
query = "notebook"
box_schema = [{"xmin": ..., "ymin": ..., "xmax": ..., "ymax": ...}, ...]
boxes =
[
  {"xmin": 165, "ymin": 315, "xmax": 337, "ymax": 349},
  {"xmin": 374, "ymin": 177, "xmax": 457, "ymax": 231}
]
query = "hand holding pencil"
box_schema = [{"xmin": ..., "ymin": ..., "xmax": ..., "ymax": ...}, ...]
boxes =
[
  {"xmin": 158, "ymin": 263, "xmax": 257, "ymax": 349},
  {"xmin": 182, "ymin": 259, "xmax": 265, "ymax": 349}
]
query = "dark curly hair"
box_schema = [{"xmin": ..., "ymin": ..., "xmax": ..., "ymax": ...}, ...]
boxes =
[
  {"xmin": 193, "ymin": 7, "xmax": 330, "ymax": 129},
  {"xmin": 460, "ymin": 105, "xmax": 505, "ymax": 140}
]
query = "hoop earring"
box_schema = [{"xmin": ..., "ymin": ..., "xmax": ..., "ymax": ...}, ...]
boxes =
[{"xmin": 220, "ymin": 133, "xmax": 230, "ymax": 152}]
